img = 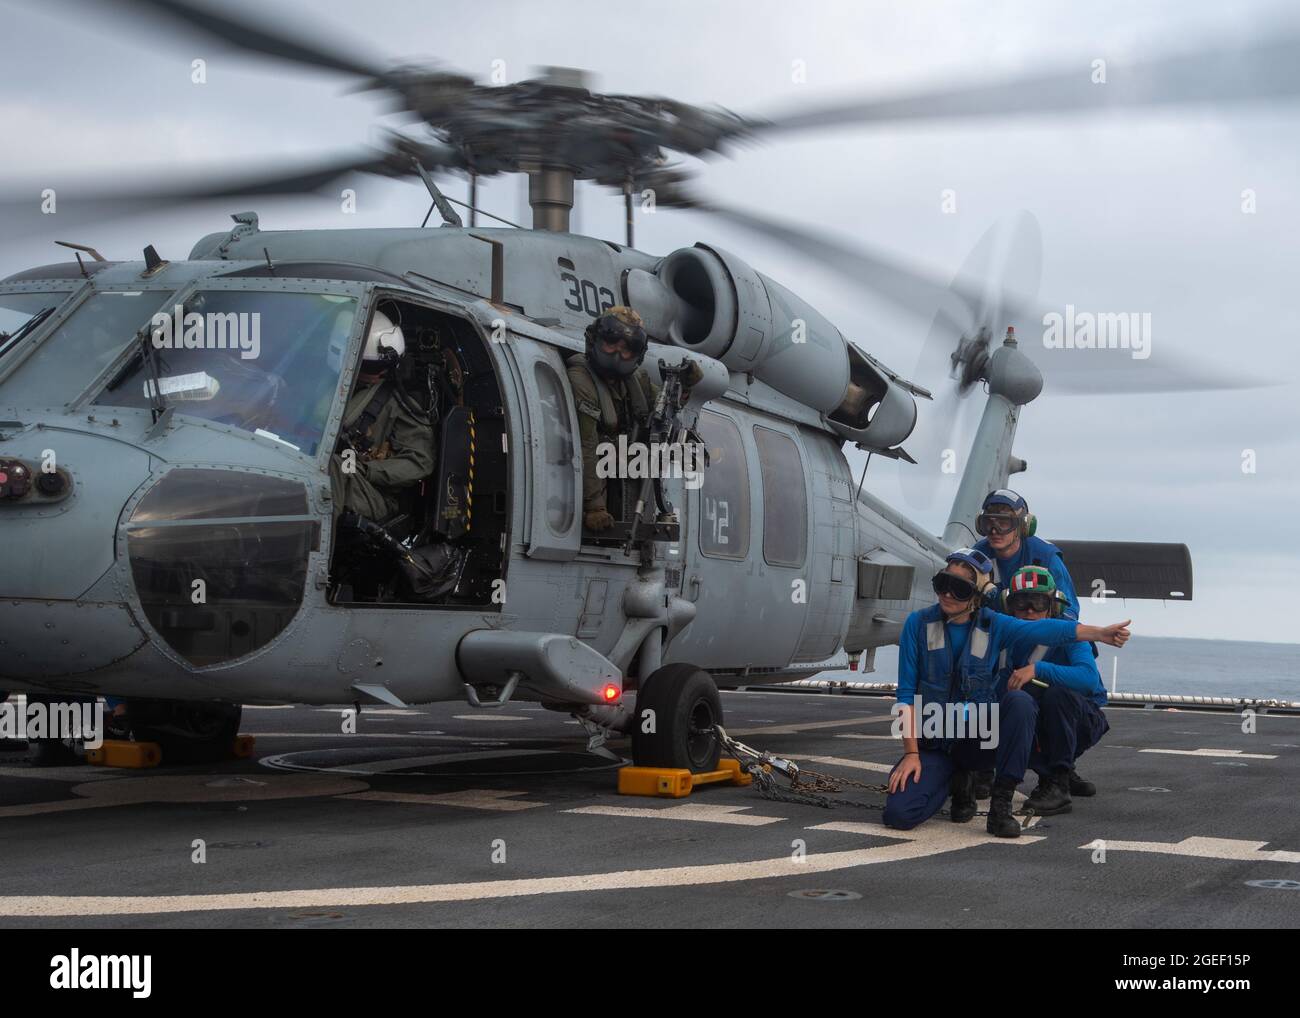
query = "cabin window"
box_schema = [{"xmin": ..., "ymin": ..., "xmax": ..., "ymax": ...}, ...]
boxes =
[
  {"xmin": 754, "ymin": 425, "xmax": 807, "ymax": 567},
  {"xmin": 697, "ymin": 411, "xmax": 749, "ymax": 560},
  {"xmin": 534, "ymin": 361, "xmax": 576, "ymax": 536}
]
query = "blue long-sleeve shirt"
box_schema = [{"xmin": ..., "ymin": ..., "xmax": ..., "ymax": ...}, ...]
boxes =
[
  {"xmin": 896, "ymin": 610, "xmax": 1080, "ymax": 704},
  {"xmin": 973, "ymin": 536, "xmax": 1080, "ymax": 621},
  {"xmin": 1029, "ymin": 642, "xmax": 1107, "ymax": 707}
]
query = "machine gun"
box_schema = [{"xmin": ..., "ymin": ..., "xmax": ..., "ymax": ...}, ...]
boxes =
[{"xmin": 623, "ymin": 359, "xmax": 707, "ymax": 553}]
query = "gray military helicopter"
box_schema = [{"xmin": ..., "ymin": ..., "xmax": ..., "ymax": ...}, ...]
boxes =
[{"xmin": 1, "ymin": 0, "xmax": 1289, "ymax": 768}]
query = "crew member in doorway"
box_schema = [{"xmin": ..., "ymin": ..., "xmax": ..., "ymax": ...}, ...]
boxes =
[{"xmin": 567, "ymin": 306, "xmax": 701, "ymax": 532}]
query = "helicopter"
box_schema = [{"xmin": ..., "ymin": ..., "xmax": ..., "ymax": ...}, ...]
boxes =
[{"xmin": 2, "ymin": 0, "xmax": 1289, "ymax": 770}]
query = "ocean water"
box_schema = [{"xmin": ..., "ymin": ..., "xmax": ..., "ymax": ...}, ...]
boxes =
[{"xmin": 819, "ymin": 635, "xmax": 1300, "ymax": 702}]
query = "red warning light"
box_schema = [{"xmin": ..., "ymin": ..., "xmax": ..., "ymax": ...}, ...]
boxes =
[{"xmin": 602, "ymin": 683, "xmax": 621, "ymax": 703}]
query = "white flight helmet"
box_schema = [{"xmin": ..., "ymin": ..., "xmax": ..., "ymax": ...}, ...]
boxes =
[{"xmin": 362, "ymin": 309, "xmax": 405, "ymax": 369}]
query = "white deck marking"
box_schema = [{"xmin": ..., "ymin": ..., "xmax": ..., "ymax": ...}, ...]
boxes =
[
  {"xmin": 1080, "ymin": 836, "xmax": 1300, "ymax": 863},
  {"xmin": 452, "ymin": 715, "xmax": 532, "ymax": 722},
  {"xmin": 794, "ymin": 755, "xmax": 895, "ymax": 774},
  {"xmin": 834, "ymin": 734, "xmax": 901, "ymax": 741},
  {"xmin": 1140, "ymin": 749, "xmax": 1277, "ymax": 759},
  {"xmin": 564, "ymin": 803, "xmax": 784, "ymax": 826},
  {"xmin": 808, "ymin": 821, "xmax": 1044, "ymax": 844},
  {"xmin": 344, "ymin": 790, "xmax": 545, "ymax": 811},
  {"xmin": 0, "ymin": 821, "xmax": 1030, "ymax": 916}
]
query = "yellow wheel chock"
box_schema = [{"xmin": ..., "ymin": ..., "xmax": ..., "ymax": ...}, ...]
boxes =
[{"xmin": 617, "ymin": 757, "xmax": 752, "ymax": 798}]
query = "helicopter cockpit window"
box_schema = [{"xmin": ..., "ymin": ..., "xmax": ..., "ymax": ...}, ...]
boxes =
[
  {"xmin": 697, "ymin": 410, "xmax": 750, "ymax": 560},
  {"xmin": 92, "ymin": 290, "xmax": 357, "ymax": 456},
  {"xmin": 0, "ymin": 290, "xmax": 169, "ymax": 408},
  {"xmin": 0, "ymin": 290, "xmax": 73, "ymax": 364}
]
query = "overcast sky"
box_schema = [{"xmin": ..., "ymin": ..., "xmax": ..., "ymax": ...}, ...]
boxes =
[{"xmin": 3, "ymin": 0, "xmax": 1298, "ymax": 642}]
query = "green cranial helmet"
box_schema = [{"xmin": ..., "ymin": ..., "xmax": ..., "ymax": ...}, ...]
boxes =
[
  {"xmin": 585, "ymin": 306, "xmax": 648, "ymax": 379},
  {"xmin": 1003, "ymin": 565, "xmax": 1068, "ymax": 616}
]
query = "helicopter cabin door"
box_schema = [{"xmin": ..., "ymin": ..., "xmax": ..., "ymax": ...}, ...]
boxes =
[
  {"xmin": 675, "ymin": 409, "xmax": 813, "ymax": 671},
  {"xmin": 512, "ymin": 335, "xmax": 583, "ymax": 560}
]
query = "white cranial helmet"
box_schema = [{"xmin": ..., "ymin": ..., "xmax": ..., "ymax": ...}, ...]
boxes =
[{"xmin": 363, "ymin": 309, "xmax": 405, "ymax": 366}]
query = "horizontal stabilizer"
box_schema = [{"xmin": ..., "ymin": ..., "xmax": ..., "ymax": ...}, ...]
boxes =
[{"xmin": 1054, "ymin": 540, "xmax": 1193, "ymax": 601}]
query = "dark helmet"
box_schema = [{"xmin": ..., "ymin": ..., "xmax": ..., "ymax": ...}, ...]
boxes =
[{"xmin": 585, "ymin": 306, "xmax": 648, "ymax": 379}]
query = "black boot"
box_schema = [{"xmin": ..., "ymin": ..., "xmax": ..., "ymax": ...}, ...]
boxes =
[
  {"xmin": 948, "ymin": 769, "xmax": 977, "ymax": 823},
  {"xmin": 972, "ymin": 768, "xmax": 994, "ymax": 800},
  {"xmin": 986, "ymin": 782, "xmax": 1021, "ymax": 838},
  {"xmin": 1025, "ymin": 770, "xmax": 1073, "ymax": 816},
  {"xmin": 1068, "ymin": 769, "xmax": 1096, "ymax": 797}
]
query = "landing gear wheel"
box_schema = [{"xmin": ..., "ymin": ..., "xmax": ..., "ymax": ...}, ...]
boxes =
[
  {"xmin": 631, "ymin": 663, "xmax": 722, "ymax": 772},
  {"xmin": 127, "ymin": 700, "xmax": 242, "ymax": 764}
]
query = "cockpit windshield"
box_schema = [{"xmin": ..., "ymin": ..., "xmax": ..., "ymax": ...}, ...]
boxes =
[
  {"xmin": 92, "ymin": 290, "xmax": 357, "ymax": 456},
  {"xmin": 0, "ymin": 290, "xmax": 172, "ymax": 408},
  {"xmin": 0, "ymin": 290, "xmax": 75, "ymax": 364}
]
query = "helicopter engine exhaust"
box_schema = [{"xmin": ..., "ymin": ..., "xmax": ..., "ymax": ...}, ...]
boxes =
[{"xmin": 644, "ymin": 245, "xmax": 918, "ymax": 453}]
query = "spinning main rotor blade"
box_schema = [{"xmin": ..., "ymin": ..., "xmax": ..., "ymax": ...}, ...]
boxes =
[
  {"xmin": 695, "ymin": 202, "xmax": 1266, "ymax": 395},
  {"xmin": 102, "ymin": 0, "xmax": 394, "ymax": 82},
  {"xmin": 0, "ymin": 150, "xmax": 419, "ymax": 234},
  {"xmin": 754, "ymin": 33, "xmax": 1300, "ymax": 133}
]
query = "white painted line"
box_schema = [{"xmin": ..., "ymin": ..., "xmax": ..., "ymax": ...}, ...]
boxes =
[
  {"xmin": 452, "ymin": 715, "xmax": 532, "ymax": 722},
  {"xmin": 1080, "ymin": 836, "xmax": 1300, "ymax": 864},
  {"xmin": 834, "ymin": 734, "xmax": 901, "ymax": 741},
  {"xmin": 564, "ymin": 803, "xmax": 784, "ymax": 826},
  {"xmin": 0, "ymin": 822, "xmax": 1015, "ymax": 916},
  {"xmin": 794, "ymin": 755, "xmax": 895, "ymax": 774},
  {"xmin": 344, "ymin": 789, "xmax": 545, "ymax": 812},
  {"xmin": 242, "ymin": 705, "xmax": 297, "ymax": 710},
  {"xmin": 808, "ymin": 820, "xmax": 1044, "ymax": 845},
  {"xmin": 1140, "ymin": 749, "xmax": 1277, "ymax": 760}
]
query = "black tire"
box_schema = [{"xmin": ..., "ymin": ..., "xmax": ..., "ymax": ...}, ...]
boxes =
[
  {"xmin": 128, "ymin": 700, "xmax": 242, "ymax": 764},
  {"xmin": 26, "ymin": 739, "xmax": 80, "ymax": 767},
  {"xmin": 631, "ymin": 664, "xmax": 722, "ymax": 772}
]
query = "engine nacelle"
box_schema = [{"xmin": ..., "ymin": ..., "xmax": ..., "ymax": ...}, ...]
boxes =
[
  {"xmin": 651, "ymin": 244, "xmax": 849, "ymax": 413},
  {"xmin": 625, "ymin": 244, "xmax": 919, "ymax": 453}
]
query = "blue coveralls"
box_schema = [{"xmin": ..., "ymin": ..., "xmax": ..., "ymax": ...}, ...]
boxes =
[
  {"xmin": 882, "ymin": 605, "xmax": 1082, "ymax": 830},
  {"xmin": 1012, "ymin": 641, "xmax": 1110, "ymax": 777},
  {"xmin": 973, "ymin": 534, "xmax": 1080, "ymax": 621}
]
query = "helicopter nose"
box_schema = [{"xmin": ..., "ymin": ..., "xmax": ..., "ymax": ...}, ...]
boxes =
[{"xmin": 0, "ymin": 427, "xmax": 154, "ymax": 680}]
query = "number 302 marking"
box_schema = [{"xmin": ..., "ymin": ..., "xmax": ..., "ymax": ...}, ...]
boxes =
[{"xmin": 560, "ymin": 272, "xmax": 615, "ymax": 317}]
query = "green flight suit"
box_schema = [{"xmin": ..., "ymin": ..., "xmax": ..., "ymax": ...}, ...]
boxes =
[
  {"xmin": 565, "ymin": 356, "xmax": 658, "ymax": 515},
  {"xmin": 329, "ymin": 379, "xmax": 436, "ymax": 522}
]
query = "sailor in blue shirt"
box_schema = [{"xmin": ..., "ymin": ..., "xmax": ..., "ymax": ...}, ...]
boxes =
[
  {"xmin": 1000, "ymin": 566, "xmax": 1111, "ymax": 816},
  {"xmin": 884, "ymin": 549, "xmax": 1131, "ymax": 838},
  {"xmin": 972, "ymin": 489, "xmax": 1079, "ymax": 621}
]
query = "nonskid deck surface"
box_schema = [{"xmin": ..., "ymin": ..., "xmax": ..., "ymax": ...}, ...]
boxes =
[{"xmin": 0, "ymin": 690, "xmax": 1295, "ymax": 929}]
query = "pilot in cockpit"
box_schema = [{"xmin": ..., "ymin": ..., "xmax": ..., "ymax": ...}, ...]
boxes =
[{"xmin": 328, "ymin": 306, "xmax": 436, "ymax": 527}]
